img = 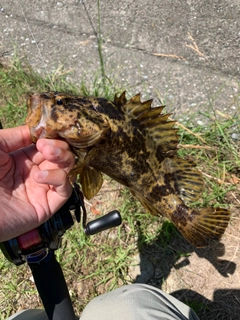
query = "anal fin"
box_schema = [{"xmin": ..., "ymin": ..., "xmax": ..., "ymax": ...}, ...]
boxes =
[{"xmin": 130, "ymin": 189, "xmax": 160, "ymax": 216}]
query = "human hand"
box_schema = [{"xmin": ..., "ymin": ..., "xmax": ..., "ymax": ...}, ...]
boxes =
[{"xmin": 0, "ymin": 125, "xmax": 75, "ymax": 241}]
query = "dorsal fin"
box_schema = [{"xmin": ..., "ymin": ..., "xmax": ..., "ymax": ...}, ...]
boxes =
[
  {"xmin": 114, "ymin": 91, "xmax": 127, "ymax": 107},
  {"xmin": 161, "ymin": 157, "xmax": 205, "ymax": 205},
  {"xmin": 124, "ymin": 93, "xmax": 153, "ymax": 116},
  {"xmin": 114, "ymin": 92, "xmax": 179, "ymax": 155}
]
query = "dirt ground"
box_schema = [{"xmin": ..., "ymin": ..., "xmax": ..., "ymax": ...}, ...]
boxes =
[{"xmin": 86, "ymin": 181, "xmax": 240, "ymax": 320}]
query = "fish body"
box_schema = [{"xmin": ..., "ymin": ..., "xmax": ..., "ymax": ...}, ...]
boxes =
[{"xmin": 26, "ymin": 91, "xmax": 230, "ymax": 247}]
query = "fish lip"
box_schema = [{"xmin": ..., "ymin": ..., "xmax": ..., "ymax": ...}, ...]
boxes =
[
  {"xmin": 35, "ymin": 127, "xmax": 46, "ymax": 139},
  {"xmin": 29, "ymin": 103, "xmax": 50, "ymax": 141},
  {"xmin": 30, "ymin": 126, "xmax": 46, "ymax": 142}
]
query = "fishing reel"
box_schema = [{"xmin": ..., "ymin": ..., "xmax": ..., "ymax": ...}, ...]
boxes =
[{"xmin": 0, "ymin": 182, "xmax": 122, "ymax": 266}]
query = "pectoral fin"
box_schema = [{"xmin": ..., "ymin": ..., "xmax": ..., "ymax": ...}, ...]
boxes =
[{"xmin": 80, "ymin": 166, "xmax": 103, "ymax": 200}]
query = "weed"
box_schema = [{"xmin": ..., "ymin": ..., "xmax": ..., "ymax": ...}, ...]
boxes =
[
  {"xmin": 176, "ymin": 113, "xmax": 240, "ymax": 210},
  {"xmin": 81, "ymin": 0, "xmax": 107, "ymax": 95},
  {"xmin": 0, "ymin": 56, "xmax": 239, "ymax": 319}
]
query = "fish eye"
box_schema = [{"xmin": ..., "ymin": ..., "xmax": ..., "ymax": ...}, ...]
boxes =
[{"xmin": 56, "ymin": 99, "xmax": 63, "ymax": 105}]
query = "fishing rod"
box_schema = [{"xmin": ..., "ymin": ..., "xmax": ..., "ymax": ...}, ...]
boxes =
[{"xmin": 0, "ymin": 180, "xmax": 122, "ymax": 320}]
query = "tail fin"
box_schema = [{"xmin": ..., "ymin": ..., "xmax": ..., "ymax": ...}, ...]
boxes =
[{"xmin": 179, "ymin": 207, "xmax": 230, "ymax": 247}]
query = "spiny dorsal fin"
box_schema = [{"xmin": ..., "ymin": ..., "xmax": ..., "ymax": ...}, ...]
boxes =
[
  {"xmin": 115, "ymin": 92, "xmax": 179, "ymax": 155},
  {"xmin": 114, "ymin": 91, "xmax": 127, "ymax": 107},
  {"xmin": 124, "ymin": 93, "xmax": 153, "ymax": 116}
]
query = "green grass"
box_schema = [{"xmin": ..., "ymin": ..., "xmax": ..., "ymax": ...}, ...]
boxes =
[
  {"xmin": 0, "ymin": 57, "xmax": 118, "ymax": 128},
  {"xmin": 0, "ymin": 58, "xmax": 74, "ymax": 128},
  {"xmin": 0, "ymin": 56, "xmax": 239, "ymax": 319},
  {"xmin": 176, "ymin": 113, "xmax": 239, "ymax": 209}
]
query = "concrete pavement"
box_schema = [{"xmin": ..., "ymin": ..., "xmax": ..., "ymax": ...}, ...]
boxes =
[{"xmin": 1, "ymin": 0, "xmax": 239, "ymax": 121}]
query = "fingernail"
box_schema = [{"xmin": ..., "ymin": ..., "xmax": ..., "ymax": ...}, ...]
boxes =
[
  {"xmin": 52, "ymin": 146, "xmax": 61, "ymax": 157},
  {"xmin": 37, "ymin": 170, "xmax": 49, "ymax": 180}
]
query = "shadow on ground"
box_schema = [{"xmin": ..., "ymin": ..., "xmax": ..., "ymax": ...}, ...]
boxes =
[
  {"xmin": 171, "ymin": 288, "xmax": 240, "ymax": 319},
  {"xmin": 134, "ymin": 221, "xmax": 239, "ymax": 319}
]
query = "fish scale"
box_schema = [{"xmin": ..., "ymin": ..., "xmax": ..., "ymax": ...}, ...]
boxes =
[{"xmin": 26, "ymin": 91, "xmax": 231, "ymax": 247}]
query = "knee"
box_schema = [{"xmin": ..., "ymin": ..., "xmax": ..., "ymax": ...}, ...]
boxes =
[{"xmin": 81, "ymin": 284, "xmax": 167, "ymax": 320}]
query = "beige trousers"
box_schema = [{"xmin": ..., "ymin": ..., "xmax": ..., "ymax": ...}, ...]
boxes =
[{"xmin": 7, "ymin": 284, "xmax": 200, "ymax": 320}]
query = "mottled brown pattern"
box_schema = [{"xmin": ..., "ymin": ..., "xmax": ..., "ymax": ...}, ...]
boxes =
[{"xmin": 25, "ymin": 91, "xmax": 231, "ymax": 247}]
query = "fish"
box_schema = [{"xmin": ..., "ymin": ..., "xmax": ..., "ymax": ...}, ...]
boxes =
[{"xmin": 25, "ymin": 91, "xmax": 231, "ymax": 247}]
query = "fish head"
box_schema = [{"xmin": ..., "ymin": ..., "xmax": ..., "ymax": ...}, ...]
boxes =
[{"xmin": 26, "ymin": 92, "xmax": 110, "ymax": 148}]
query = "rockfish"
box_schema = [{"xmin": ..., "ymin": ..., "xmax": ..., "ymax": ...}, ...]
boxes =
[{"xmin": 25, "ymin": 91, "xmax": 230, "ymax": 247}]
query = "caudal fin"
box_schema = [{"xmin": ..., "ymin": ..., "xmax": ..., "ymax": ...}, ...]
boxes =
[{"xmin": 179, "ymin": 207, "xmax": 230, "ymax": 247}]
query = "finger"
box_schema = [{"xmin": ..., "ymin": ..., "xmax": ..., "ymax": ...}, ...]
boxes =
[
  {"xmin": 37, "ymin": 140, "xmax": 75, "ymax": 171},
  {"xmin": 18, "ymin": 144, "xmax": 44, "ymax": 165},
  {"xmin": 40, "ymin": 145, "xmax": 75, "ymax": 171},
  {"xmin": 33, "ymin": 169, "xmax": 73, "ymax": 212},
  {"xmin": 36, "ymin": 138, "xmax": 71, "ymax": 151},
  {"xmin": 19, "ymin": 139, "xmax": 75, "ymax": 169},
  {"xmin": 0, "ymin": 125, "xmax": 32, "ymax": 152},
  {"xmin": 33, "ymin": 169, "xmax": 72, "ymax": 198}
]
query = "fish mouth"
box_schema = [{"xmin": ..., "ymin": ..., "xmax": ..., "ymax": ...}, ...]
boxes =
[{"xmin": 30, "ymin": 126, "xmax": 46, "ymax": 142}]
